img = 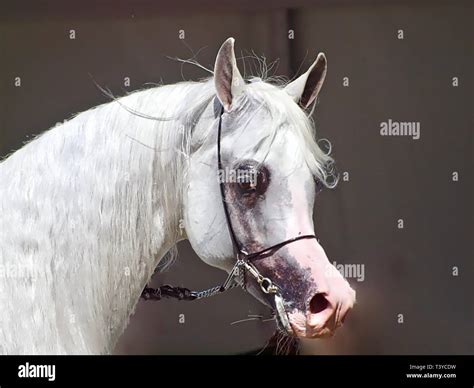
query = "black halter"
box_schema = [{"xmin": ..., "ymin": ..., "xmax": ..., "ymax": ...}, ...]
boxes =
[{"xmin": 141, "ymin": 104, "xmax": 317, "ymax": 306}]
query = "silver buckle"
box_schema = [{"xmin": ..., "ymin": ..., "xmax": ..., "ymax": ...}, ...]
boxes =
[
  {"xmin": 257, "ymin": 275, "xmax": 278, "ymax": 294},
  {"xmin": 239, "ymin": 260, "xmax": 278, "ymax": 294}
]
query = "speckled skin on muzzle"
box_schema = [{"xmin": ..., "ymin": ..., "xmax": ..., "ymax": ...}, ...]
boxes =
[{"xmin": 222, "ymin": 176, "xmax": 318, "ymax": 317}]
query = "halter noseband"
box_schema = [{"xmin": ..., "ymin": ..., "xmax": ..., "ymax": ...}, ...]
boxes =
[{"xmin": 141, "ymin": 104, "xmax": 317, "ymax": 319}]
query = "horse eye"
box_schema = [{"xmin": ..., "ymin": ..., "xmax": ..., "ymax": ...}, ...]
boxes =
[
  {"xmin": 238, "ymin": 180, "xmax": 254, "ymax": 191},
  {"xmin": 255, "ymin": 169, "xmax": 269, "ymax": 195},
  {"xmin": 237, "ymin": 169, "xmax": 257, "ymax": 192},
  {"xmin": 234, "ymin": 162, "xmax": 270, "ymax": 196}
]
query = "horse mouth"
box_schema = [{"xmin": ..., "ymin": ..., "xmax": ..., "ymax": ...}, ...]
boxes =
[{"xmin": 273, "ymin": 294, "xmax": 347, "ymax": 339}]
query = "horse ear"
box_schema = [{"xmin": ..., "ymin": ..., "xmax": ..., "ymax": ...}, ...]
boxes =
[
  {"xmin": 284, "ymin": 53, "xmax": 327, "ymax": 109},
  {"xmin": 214, "ymin": 37, "xmax": 245, "ymax": 112}
]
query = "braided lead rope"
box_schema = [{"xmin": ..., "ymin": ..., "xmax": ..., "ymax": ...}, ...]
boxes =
[
  {"xmin": 141, "ymin": 259, "xmax": 242, "ymax": 301},
  {"xmin": 140, "ymin": 281, "xmax": 240, "ymax": 302}
]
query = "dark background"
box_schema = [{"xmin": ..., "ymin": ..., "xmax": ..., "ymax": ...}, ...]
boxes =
[{"xmin": 0, "ymin": 0, "xmax": 472, "ymax": 354}]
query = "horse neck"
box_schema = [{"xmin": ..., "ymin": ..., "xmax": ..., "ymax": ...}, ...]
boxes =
[{"xmin": 0, "ymin": 83, "xmax": 205, "ymax": 354}]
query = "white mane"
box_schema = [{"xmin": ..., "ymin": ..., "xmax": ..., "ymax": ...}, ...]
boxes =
[{"xmin": 0, "ymin": 76, "xmax": 334, "ymax": 354}]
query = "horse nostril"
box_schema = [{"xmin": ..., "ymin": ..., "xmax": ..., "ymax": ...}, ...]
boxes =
[{"xmin": 309, "ymin": 293, "xmax": 330, "ymax": 315}]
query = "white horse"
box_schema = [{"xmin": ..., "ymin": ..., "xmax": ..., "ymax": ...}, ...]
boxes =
[{"xmin": 0, "ymin": 38, "xmax": 355, "ymax": 354}]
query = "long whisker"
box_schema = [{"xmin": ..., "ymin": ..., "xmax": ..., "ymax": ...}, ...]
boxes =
[
  {"xmin": 282, "ymin": 336, "xmax": 291, "ymax": 355},
  {"xmin": 276, "ymin": 332, "xmax": 287, "ymax": 354},
  {"xmin": 256, "ymin": 337, "xmax": 272, "ymax": 355},
  {"xmin": 230, "ymin": 317, "xmax": 262, "ymax": 325},
  {"xmin": 230, "ymin": 313, "xmax": 276, "ymax": 326},
  {"xmin": 271, "ymin": 330, "xmax": 300, "ymax": 355},
  {"xmin": 283, "ymin": 336, "xmax": 293, "ymax": 355}
]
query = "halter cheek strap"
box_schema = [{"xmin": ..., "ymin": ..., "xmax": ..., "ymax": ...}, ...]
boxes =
[{"xmin": 141, "ymin": 103, "xmax": 317, "ymax": 302}]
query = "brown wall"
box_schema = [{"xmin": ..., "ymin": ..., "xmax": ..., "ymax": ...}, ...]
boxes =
[{"xmin": 0, "ymin": 1, "xmax": 472, "ymax": 354}]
